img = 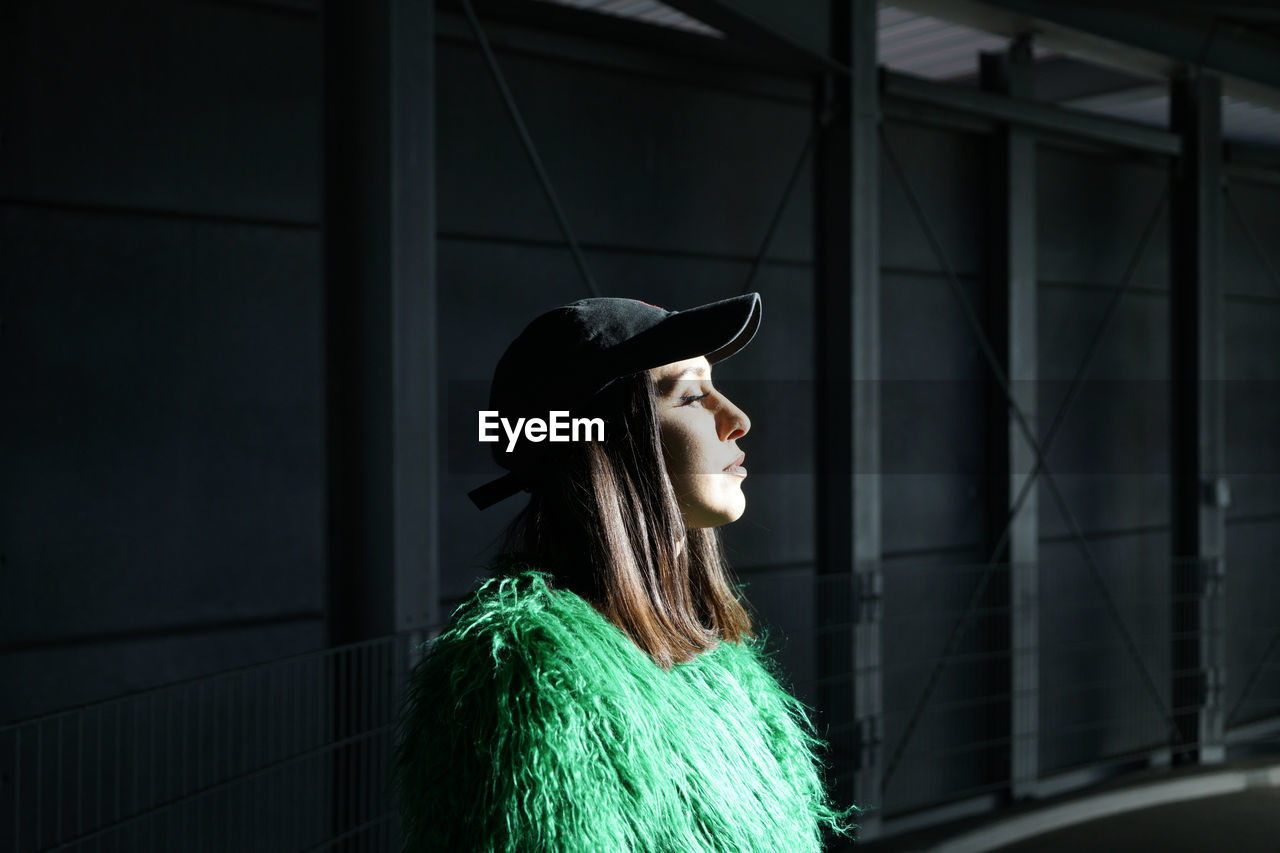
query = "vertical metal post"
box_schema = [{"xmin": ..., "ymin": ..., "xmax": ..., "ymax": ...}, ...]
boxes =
[
  {"xmin": 815, "ymin": 0, "xmax": 881, "ymax": 836},
  {"xmin": 1170, "ymin": 69, "xmax": 1227, "ymax": 765},
  {"xmin": 389, "ymin": 0, "xmax": 441, "ymax": 644},
  {"xmin": 980, "ymin": 38, "xmax": 1039, "ymax": 801},
  {"xmin": 324, "ymin": 0, "xmax": 438, "ymax": 844},
  {"xmin": 323, "ymin": 0, "xmax": 440, "ymax": 645}
]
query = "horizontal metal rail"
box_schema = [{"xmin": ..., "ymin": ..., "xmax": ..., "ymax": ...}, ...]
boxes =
[
  {"xmin": 2, "ymin": 632, "xmax": 426, "ymax": 853},
  {"xmin": 882, "ymin": 69, "xmax": 1183, "ymax": 155}
]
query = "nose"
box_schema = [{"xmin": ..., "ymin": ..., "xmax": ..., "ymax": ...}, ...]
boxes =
[{"xmin": 717, "ymin": 394, "xmax": 750, "ymax": 442}]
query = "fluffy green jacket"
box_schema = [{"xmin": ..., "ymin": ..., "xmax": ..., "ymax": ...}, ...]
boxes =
[{"xmin": 392, "ymin": 566, "xmax": 858, "ymax": 852}]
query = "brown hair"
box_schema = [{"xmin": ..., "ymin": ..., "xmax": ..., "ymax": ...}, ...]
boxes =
[{"xmin": 500, "ymin": 369, "xmax": 754, "ymax": 669}]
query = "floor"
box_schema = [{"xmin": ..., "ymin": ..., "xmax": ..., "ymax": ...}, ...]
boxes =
[
  {"xmin": 841, "ymin": 757, "xmax": 1280, "ymax": 853},
  {"xmin": 988, "ymin": 787, "xmax": 1280, "ymax": 852}
]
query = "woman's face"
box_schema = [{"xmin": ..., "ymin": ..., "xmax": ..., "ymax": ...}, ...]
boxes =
[{"xmin": 648, "ymin": 356, "xmax": 751, "ymax": 529}]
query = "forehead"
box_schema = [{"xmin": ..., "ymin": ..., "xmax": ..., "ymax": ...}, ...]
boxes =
[{"xmin": 649, "ymin": 355, "xmax": 711, "ymax": 381}]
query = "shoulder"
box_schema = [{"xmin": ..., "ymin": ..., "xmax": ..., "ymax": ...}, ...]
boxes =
[
  {"xmin": 425, "ymin": 564, "xmax": 642, "ymax": 680},
  {"xmin": 393, "ymin": 564, "xmax": 652, "ymax": 849},
  {"xmin": 444, "ymin": 564, "xmax": 583, "ymax": 640},
  {"xmin": 399, "ymin": 563, "xmax": 655, "ymax": 734}
]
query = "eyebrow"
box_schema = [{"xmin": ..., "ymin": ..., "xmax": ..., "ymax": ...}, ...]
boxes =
[{"xmin": 655, "ymin": 364, "xmax": 709, "ymax": 394}]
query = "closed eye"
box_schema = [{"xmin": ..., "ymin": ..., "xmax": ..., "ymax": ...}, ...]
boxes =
[{"xmin": 679, "ymin": 392, "xmax": 710, "ymax": 405}]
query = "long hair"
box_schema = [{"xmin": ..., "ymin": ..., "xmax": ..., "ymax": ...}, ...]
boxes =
[{"xmin": 500, "ymin": 369, "xmax": 754, "ymax": 669}]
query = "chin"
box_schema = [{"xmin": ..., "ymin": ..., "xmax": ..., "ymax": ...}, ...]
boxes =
[{"xmin": 685, "ymin": 495, "xmax": 746, "ymax": 529}]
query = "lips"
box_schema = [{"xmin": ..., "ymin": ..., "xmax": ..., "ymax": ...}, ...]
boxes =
[{"xmin": 723, "ymin": 452, "xmax": 747, "ymax": 477}]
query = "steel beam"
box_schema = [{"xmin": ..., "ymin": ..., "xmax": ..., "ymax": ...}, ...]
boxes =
[
  {"xmin": 882, "ymin": 71, "xmax": 1181, "ymax": 156},
  {"xmin": 980, "ymin": 37, "xmax": 1039, "ymax": 802},
  {"xmin": 433, "ymin": 9, "xmax": 811, "ymax": 106},
  {"xmin": 323, "ymin": 0, "xmax": 440, "ymax": 643},
  {"xmin": 1226, "ymin": 141, "xmax": 1280, "ymax": 170},
  {"xmin": 815, "ymin": 0, "xmax": 882, "ymax": 838},
  {"xmin": 658, "ymin": 0, "xmax": 848, "ymax": 76},
  {"xmin": 1031, "ymin": 55, "xmax": 1154, "ymax": 103},
  {"xmin": 1225, "ymin": 142, "xmax": 1280, "ymax": 189},
  {"xmin": 1170, "ymin": 69, "xmax": 1227, "ymax": 765}
]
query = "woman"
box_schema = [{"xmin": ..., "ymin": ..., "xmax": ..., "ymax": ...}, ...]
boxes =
[{"xmin": 393, "ymin": 293, "xmax": 857, "ymax": 851}]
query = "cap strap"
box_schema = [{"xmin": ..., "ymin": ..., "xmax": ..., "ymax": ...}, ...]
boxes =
[{"xmin": 467, "ymin": 471, "xmax": 527, "ymax": 510}]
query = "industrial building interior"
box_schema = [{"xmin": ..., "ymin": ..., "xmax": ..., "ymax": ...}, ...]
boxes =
[{"xmin": 3, "ymin": 0, "xmax": 1280, "ymax": 850}]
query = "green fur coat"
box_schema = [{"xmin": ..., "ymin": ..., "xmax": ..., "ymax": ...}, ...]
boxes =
[{"xmin": 392, "ymin": 566, "xmax": 857, "ymax": 852}]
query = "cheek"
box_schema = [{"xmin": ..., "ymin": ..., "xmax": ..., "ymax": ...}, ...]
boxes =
[
  {"xmin": 659, "ymin": 427, "xmax": 697, "ymax": 479},
  {"xmin": 659, "ymin": 419, "xmax": 711, "ymax": 479}
]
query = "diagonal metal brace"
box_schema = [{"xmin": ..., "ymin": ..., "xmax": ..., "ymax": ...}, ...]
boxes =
[
  {"xmin": 1227, "ymin": 618, "xmax": 1280, "ymax": 726},
  {"xmin": 460, "ymin": 0, "xmax": 601, "ymax": 298},
  {"xmin": 993, "ymin": 185, "xmax": 1170, "ymax": 574},
  {"xmin": 1224, "ymin": 183, "xmax": 1280, "ymax": 300},
  {"xmin": 742, "ymin": 121, "xmax": 820, "ymax": 296}
]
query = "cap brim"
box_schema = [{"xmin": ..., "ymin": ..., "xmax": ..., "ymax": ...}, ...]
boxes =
[
  {"xmin": 608, "ymin": 292, "xmax": 762, "ymax": 377},
  {"xmin": 681, "ymin": 292, "xmax": 762, "ymax": 364}
]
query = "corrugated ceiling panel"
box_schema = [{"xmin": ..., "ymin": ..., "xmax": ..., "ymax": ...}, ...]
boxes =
[
  {"xmin": 878, "ymin": 4, "xmax": 1012, "ymax": 81},
  {"xmin": 533, "ymin": 0, "xmax": 721, "ymax": 37},
  {"xmin": 1223, "ymin": 97, "xmax": 1280, "ymax": 145}
]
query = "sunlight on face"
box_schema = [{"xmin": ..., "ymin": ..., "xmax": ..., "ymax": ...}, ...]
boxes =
[{"xmin": 648, "ymin": 356, "xmax": 752, "ymax": 529}]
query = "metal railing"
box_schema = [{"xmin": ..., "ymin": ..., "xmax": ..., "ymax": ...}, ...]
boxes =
[
  {"xmin": 1, "ymin": 633, "xmax": 425, "ymax": 853},
  {"xmin": 806, "ymin": 555, "xmax": 1280, "ymax": 833}
]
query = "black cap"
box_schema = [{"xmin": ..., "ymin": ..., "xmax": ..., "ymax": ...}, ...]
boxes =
[{"xmin": 468, "ymin": 292, "xmax": 763, "ymax": 510}]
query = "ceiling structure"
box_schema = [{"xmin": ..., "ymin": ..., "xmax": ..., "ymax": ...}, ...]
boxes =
[
  {"xmin": 886, "ymin": 0, "xmax": 1280, "ymax": 144},
  {"xmin": 877, "ymin": 4, "xmax": 1051, "ymax": 82},
  {"xmin": 531, "ymin": 0, "xmax": 1280, "ymax": 145}
]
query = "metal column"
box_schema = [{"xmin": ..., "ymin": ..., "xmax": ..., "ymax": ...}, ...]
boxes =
[
  {"xmin": 1170, "ymin": 69, "xmax": 1227, "ymax": 765},
  {"xmin": 323, "ymin": 0, "xmax": 440, "ymax": 645},
  {"xmin": 981, "ymin": 37, "xmax": 1039, "ymax": 800},
  {"xmin": 815, "ymin": 0, "xmax": 882, "ymax": 836}
]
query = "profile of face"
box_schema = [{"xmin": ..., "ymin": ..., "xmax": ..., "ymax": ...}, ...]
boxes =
[{"xmin": 648, "ymin": 356, "xmax": 752, "ymax": 529}]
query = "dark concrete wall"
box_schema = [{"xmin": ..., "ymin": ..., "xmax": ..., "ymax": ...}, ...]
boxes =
[{"xmin": 1, "ymin": 0, "xmax": 324, "ymax": 724}]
